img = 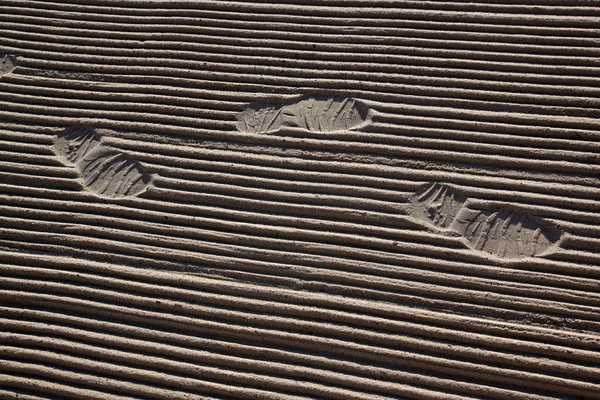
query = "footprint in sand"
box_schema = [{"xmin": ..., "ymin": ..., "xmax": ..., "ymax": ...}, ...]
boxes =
[
  {"xmin": 236, "ymin": 95, "xmax": 372, "ymax": 134},
  {"xmin": 409, "ymin": 182, "xmax": 563, "ymax": 260},
  {"xmin": 53, "ymin": 127, "xmax": 151, "ymax": 199},
  {"xmin": 0, "ymin": 54, "xmax": 18, "ymax": 77}
]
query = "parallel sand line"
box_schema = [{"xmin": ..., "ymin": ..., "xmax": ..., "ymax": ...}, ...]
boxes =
[
  {"xmin": 14, "ymin": 0, "xmax": 600, "ymax": 19},
  {"xmin": 6, "ymin": 79, "xmax": 600, "ymax": 137},
  {"xmin": 5, "ymin": 159, "xmax": 600, "ymax": 262},
  {"xmin": 3, "ymin": 265, "xmax": 600, "ymax": 366},
  {"xmin": 0, "ymin": 138, "xmax": 56, "ymax": 155},
  {"xmin": 0, "ymin": 241, "xmax": 593, "ymax": 336},
  {"xmin": 2, "ymin": 133, "xmax": 593, "ymax": 198},
  {"xmin": 11, "ymin": 65, "xmax": 595, "ymax": 118},
  {"xmin": 9, "ymin": 31, "xmax": 600, "ymax": 83},
  {"xmin": 0, "ymin": 173, "xmax": 81, "ymax": 191},
  {"xmin": 0, "ymin": 150, "xmax": 67, "ymax": 167},
  {"xmin": 1, "ymin": 283, "xmax": 598, "ymax": 390},
  {"xmin": 3, "ymin": 2, "xmax": 600, "ymax": 398},
  {"xmin": 3, "ymin": 253, "xmax": 599, "ymax": 350},
  {"xmin": 0, "ymin": 127, "xmax": 55, "ymax": 141},
  {"xmin": 0, "ymin": 320, "xmax": 554, "ymax": 400},
  {"xmin": 0, "ymin": 359, "xmax": 250, "ymax": 400},
  {"xmin": 9, "ymin": 329, "xmax": 550, "ymax": 400},
  {"xmin": 5, "ymin": 85, "xmax": 600, "ymax": 156},
  {"xmin": 8, "ymin": 20, "xmax": 600, "ymax": 59},
  {"xmin": 4, "ymin": 211, "xmax": 596, "ymax": 308},
  {"xmin": 3, "ymin": 225, "xmax": 600, "ymax": 329},
  {"xmin": 6, "ymin": 193, "xmax": 600, "ymax": 289},
  {"xmin": 1, "ymin": 279, "xmax": 597, "ymax": 367},
  {"xmin": 17, "ymin": 0, "xmax": 600, "ymax": 15},
  {"xmin": 3, "ymin": 93, "xmax": 600, "ymax": 160},
  {"xmin": 8, "ymin": 53, "xmax": 600, "ymax": 111},
  {"xmin": 149, "ymin": 187, "xmax": 600, "ymax": 234},
  {"xmin": 8, "ymin": 80, "xmax": 600, "ymax": 137},
  {"xmin": 7, "ymin": 134, "xmax": 595, "ymax": 208},
  {"xmin": 2, "ymin": 104, "xmax": 600, "ymax": 180},
  {"xmin": 5, "ymin": 3, "xmax": 600, "ymax": 31},
  {"xmin": 3, "ymin": 130, "xmax": 599, "ymax": 205},
  {"xmin": 7, "ymin": 48, "xmax": 600, "ymax": 102},
  {"xmin": 15, "ymin": 119, "xmax": 598, "ymax": 165},
  {"xmin": 5, "ymin": 120, "xmax": 597, "ymax": 183},
  {"xmin": 3, "ymin": 206, "xmax": 600, "ymax": 311},
  {"xmin": 6, "ymin": 30, "xmax": 600, "ymax": 83},
  {"xmin": 0, "ymin": 361, "xmax": 555, "ymax": 400},
  {"xmin": 152, "ymin": 177, "xmax": 407, "ymax": 213},
  {"xmin": 1, "ymin": 291, "xmax": 598, "ymax": 399},
  {"xmin": 0, "ymin": 195, "xmax": 572, "ymax": 272},
  {"xmin": 142, "ymin": 140, "xmax": 599, "ymax": 188},
  {"xmin": 3, "ymin": 170, "xmax": 599, "ymax": 246},
  {"xmin": 3, "ymin": 179, "xmax": 600, "ymax": 269},
  {"xmin": 0, "ymin": 343, "xmax": 399, "ymax": 400},
  {"xmin": 151, "ymin": 178, "xmax": 600, "ymax": 233},
  {"xmin": 2, "ymin": 316, "xmax": 596, "ymax": 397},
  {"xmin": 8, "ymin": 94, "xmax": 597, "ymax": 152},
  {"xmin": 0, "ymin": 388, "xmax": 57, "ymax": 400},
  {"xmin": 0, "ymin": 161, "xmax": 77, "ymax": 177},
  {"xmin": 139, "ymin": 158, "xmax": 600, "ymax": 214},
  {"xmin": 107, "ymin": 138, "xmax": 600, "ymax": 199},
  {"xmin": 11, "ymin": 0, "xmax": 600, "ymax": 18},
  {"xmin": 6, "ymin": 203, "xmax": 600, "ymax": 309},
  {"xmin": 8, "ymin": 37, "xmax": 600, "ymax": 92},
  {"xmin": 0, "ymin": 375, "xmax": 145, "ymax": 400}
]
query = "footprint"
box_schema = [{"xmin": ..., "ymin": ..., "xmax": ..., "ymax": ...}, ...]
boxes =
[
  {"xmin": 410, "ymin": 182, "xmax": 468, "ymax": 229},
  {"xmin": 450, "ymin": 206, "xmax": 562, "ymax": 259},
  {"xmin": 53, "ymin": 127, "xmax": 151, "ymax": 199},
  {"xmin": 409, "ymin": 182, "xmax": 562, "ymax": 260},
  {"xmin": 53, "ymin": 127, "xmax": 101, "ymax": 165},
  {"xmin": 0, "ymin": 54, "xmax": 18, "ymax": 77},
  {"xmin": 237, "ymin": 95, "xmax": 372, "ymax": 134}
]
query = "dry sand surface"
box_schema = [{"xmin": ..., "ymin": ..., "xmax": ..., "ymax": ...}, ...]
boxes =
[{"xmin": 1, "ymin": 1, "xmax": 600, "ymax": 399}]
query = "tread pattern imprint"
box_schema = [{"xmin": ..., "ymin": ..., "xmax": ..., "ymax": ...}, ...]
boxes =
[{"xmin": 1, "ymin": 1, "xmax": 600, "ymax": 400}]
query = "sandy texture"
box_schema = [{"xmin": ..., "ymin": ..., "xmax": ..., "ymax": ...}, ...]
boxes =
[{"xmin": 1, "ymin": 1, "xmax": 600, "ymax": 399}]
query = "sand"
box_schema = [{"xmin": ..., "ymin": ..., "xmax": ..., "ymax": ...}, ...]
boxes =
[{"xmin": 1, "ymin": 1, "xmax": 600, "ymax": 399}]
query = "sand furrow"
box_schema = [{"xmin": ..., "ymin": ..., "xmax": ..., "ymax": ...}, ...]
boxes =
[
  {"xmin": 106, "ymin": 139, "xmax": 600, "ymax": 197},
  {"xmin": 6, "ymin": 47, "xmax": 600, "ymax": 104},
  {"xmin": 5, "ymin": 83, "xmax": 600, "ymax": 158},
  {"xmin": 2, "ymin": 105, "xmax": 600, "ymax": 182},
  {"xmin": 0, "ymin": 374, "xmax": 143, "ymax": 400},
  {"xmin": 2, "ymin": 265, "xmax": 600, "ymax": 367},
  {"xmin": 7, "ymin": 190, "xmax": 600, "ymax": 281},
  {"xmin": 4, "ymin": 3, "xmax": 600, "ymax": 31},
  {"xmin": 2, "ymin": 205, "xmax": 600, "ymax": 311},
  {"xmin": 1, "ymin": 289, "xmax": 598, "ymax": 399},
  {"xmin": 2, "ymin": 1, "xmax": 600, "ymax": 398},
  {"xmin": 3, "ymin": 180, "xmax": 600, "ymax": 272},
  {"xmin": 7, "ymin": 32, "xmax": 600, "ymax": 86},
  {"xmin": 0, "ymin": 359, "xmax": 237, "ymax": 400},
  {"xmin": 0, "ymin": 318, "xmax": 553, "ymax": 400},
  {"xmin": 0, "ymin": 341, "xmax": 401, "ymax": 400},
  {"xmin": 6, "ymin": 21, "xmax": 600, "ymax": 60},
  {"xmin": 2, "ymin": 224, "xmax": 600, "ymax": 332},
  {"xmin": 6, "ymin": 40, "xmax": 600, "ymax": 95},
  {"xmin": 2, "ymin": 251, "xmax": 599, "ymax": 349},
  {"xmin": 129, "ymin": 155, "xmax": 600, "ymax": 214}
]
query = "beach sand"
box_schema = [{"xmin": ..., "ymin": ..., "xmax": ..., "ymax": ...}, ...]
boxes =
[{"xmin": 0, "ymin": 1, "xmax": 599, "ymax": 398}]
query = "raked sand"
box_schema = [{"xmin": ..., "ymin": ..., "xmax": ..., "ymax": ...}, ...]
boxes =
[{"xmin": 1, "ymin": 1, "xmax": 600, "ymax": 399}]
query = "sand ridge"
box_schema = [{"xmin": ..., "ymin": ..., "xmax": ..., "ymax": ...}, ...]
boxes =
[{"xmin": 1, "ymin": 1, "xmax": 600, "ymax": 399}]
